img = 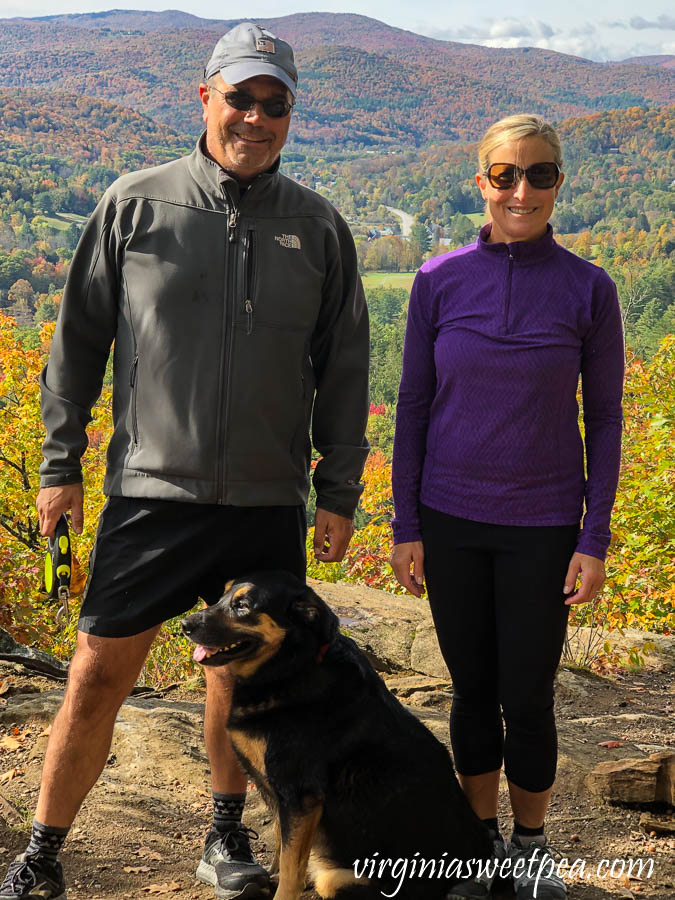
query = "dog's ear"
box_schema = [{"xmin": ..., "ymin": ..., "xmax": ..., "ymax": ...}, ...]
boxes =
[{"xmin": 289, "ymin": 585, "xmax": 339, "ymax": 644}]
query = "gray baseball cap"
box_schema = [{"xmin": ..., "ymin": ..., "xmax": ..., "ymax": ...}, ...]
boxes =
[{"xmin": 204, "ymin": 23, "xmax": 298, "ymax": 97}]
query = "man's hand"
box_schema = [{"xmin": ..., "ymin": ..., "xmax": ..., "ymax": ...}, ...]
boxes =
[
  {"xmin": 313, "ymin": 508, "xmax": 354, "ymax": 563},
  {"xmin": 36, "ymin": 484, "xmax": 84, "ymax": 538},
  {"xmin": 563, "ymin": 551, "xmax": 605, "ymax": 605},
  {"xmin": 390, "ymin": 540, "xmax": 425, "ymax": 598}
]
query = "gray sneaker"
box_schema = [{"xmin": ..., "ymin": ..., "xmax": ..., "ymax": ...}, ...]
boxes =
[
  {"xmin": 0, "ymin": 853, "xmax": 66, "ymax": 900},
  {"xmin": 196, "ymin": 826, "xmax": 270, "ymax": 900},
  {"xmin": 508, "ymin": 838, "xmax": 567, "ymax": 900},
  {"xmin": 447, "ymin": 833, "xmax": 508, "ymax": 899}
]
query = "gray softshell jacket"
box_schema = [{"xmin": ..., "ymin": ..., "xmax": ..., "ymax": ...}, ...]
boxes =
[{"xmin": 39, "ymin": 140, "xmax": 370, "ymax": 518}]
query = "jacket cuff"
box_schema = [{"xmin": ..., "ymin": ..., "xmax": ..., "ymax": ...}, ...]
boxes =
[
  {"xmin": 392, "ymin": 522, "xmax": 423, "ymax": 545},
  {"xmin": 575, "ymin": 528, "xmax": 610, "ymax": 561},
  {"xmin": 39, "ymin": 471, "xmax": 83, "ymax": 489},
  {"xmin": 315, "ymin": 487, "xmax": 363, "ymax": 520}
]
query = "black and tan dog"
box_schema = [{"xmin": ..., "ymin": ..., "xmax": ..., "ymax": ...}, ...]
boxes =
[{"xmin": 182, "ymin": 571, "xmax": 492, "ymax": 900}]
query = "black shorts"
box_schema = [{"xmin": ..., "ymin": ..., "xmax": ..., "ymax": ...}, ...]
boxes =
[{"xmin": 79, "ymin": 498, "xmax": 307, "ymax": 637}]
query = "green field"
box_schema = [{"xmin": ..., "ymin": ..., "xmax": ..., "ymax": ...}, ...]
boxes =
[
  {"xmin": 467, "ymin": 212, "xmax": 486, "ymax": 226},
  {"xmin": 33, "ymin": 212, "xmax": 88, "ymax": 231},
  {"xmin": 361, "ymin": 271, "xmax": 416, "ymax": 291}
]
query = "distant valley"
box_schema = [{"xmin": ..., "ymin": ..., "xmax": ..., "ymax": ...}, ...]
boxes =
[{"xmin": 0, "ymin": 9, "xmax": 672, "ymax": 361}]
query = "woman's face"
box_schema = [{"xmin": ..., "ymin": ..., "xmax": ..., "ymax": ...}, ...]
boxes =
[{"xmin": 475, "ymin": 135, "xmax": 564, "ymax": 244}]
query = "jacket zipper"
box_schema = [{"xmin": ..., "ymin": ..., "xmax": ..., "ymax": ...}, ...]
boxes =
[
  {"xmin": 220, "ymin": 183, "xmax": 256, "ymax": 502},
  {"xmin": 504, "ymin": 252, "xmax": 514, "ymax": 333},
  {"xmin": 129, "ymin": 355, "xmax": 139, "ymax": 445},
  {"xmin": 215, "ymin": 191, "xmax": 239, "ymax": 503},
  {"xmin": 244, "ymin": 228, "xmax": 256, "ymax": 335}
]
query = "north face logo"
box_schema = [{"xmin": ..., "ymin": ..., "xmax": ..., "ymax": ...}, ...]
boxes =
[{"xmin": 275, "ymin": 234, "xmax": 302, "ymax": 250}]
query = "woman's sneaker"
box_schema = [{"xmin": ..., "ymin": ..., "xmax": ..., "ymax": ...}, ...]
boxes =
[
  {"xmin": 0, "ymin": 853, "xmax": 66, "ymax": 899},
  {"xmin": 508, "ymin": 837, "xmax": 567, "ymax": 900},
  {"xmin": 446, "ymin": 832, "xmax": 508, "ymax": 899}
]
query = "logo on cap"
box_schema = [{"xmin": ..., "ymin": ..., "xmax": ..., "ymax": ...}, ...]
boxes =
[{"xmin": 256, "ymin": 38, "xmax": 276, "ymax": 53}]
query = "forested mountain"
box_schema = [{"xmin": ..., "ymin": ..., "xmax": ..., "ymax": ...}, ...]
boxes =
[
  {"xmin": 1, "ymin": 12, "xmax": 674, "ymax": 146},
  {"xmin": 619, "ymin": 55, "xmax": 675, "ymax": 68}
]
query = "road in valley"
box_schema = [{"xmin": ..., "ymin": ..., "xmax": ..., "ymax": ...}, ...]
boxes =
[{"xmin": 386, "ymin": 206, "xmax": 414, "ymax": 237}]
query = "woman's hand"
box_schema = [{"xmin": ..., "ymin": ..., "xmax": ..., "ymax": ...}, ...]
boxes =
[
  {"xmin": 563, "ymin": 552, "xmax": 605, "ymax": 605},
  {"xmin": 390, "ymin": 541, "xmax": 426, "ymax": 597}
]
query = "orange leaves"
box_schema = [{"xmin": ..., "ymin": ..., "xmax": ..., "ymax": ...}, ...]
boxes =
[{"xmin": 0, "ymin": 726, "xmax": 33, "ymax": 752}]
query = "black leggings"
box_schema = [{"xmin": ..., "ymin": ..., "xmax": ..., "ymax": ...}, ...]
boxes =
[{"xmin": 420, "ymin": 504, "xmax": 578, "ymax": 793}]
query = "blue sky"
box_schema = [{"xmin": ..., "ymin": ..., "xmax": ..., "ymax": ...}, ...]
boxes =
[{"xmin": 1, "ymin": 1, "xmax": 674, "ymax": 62}]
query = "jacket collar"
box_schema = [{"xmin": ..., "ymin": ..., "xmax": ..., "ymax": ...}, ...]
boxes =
[
  {"xmin": 477, "ymin": 222, "xmax": 557, "ymax": 263},
  {"xmin": 190, "ymin": 132, "xmax": 281, "ymax": 202}
]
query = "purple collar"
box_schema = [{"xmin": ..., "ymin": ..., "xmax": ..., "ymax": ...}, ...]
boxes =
[{"xmin": 477, "ymin": 222, "xmax": 557, "ymax": 263}]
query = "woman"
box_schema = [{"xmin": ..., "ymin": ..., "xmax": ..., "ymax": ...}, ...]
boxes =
[{"xmin": 390, "ymin": 114, "xmax": 624, "ymax": 900}]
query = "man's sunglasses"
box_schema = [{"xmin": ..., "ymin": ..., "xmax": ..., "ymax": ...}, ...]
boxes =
[
  {"xmin": 210, "ymin": 86, "xmax": 294, "ymax": 119},
  {"xmin": 484, "ymin": 162, "xmax": 561, "ymax": 190}
]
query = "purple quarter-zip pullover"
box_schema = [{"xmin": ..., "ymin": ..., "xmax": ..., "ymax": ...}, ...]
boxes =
[{"xmin": 392, "ymin": 224, "xmax": 624, "ymax": 560}]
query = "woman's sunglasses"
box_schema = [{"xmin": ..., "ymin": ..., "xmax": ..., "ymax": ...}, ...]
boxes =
[
  {"xmin": 210, "ymin": 86, "xmax": 294, "ymax": 119},
  {"xmin": 484, "ymin": 162, "xmax": 561, "ymax": 190}
]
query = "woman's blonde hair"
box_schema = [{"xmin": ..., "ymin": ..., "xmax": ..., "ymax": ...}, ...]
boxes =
[{"xmin": 478, "ymin": 114, "xmax": 563, "ymax": 173}]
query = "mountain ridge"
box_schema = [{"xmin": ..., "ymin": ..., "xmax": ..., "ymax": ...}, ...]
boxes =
[{"xmin": 0, "ymin": 11, "xmax": 673, "ymax": 148}]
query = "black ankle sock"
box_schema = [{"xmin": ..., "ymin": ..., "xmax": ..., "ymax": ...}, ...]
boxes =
[
  {"xmin": 25, "ymin": 820, "xmax": 69, "ymax": 863},
  {"xmin": 482, "ymin": 817, "xmax": 501, "ymax": 837},
  {"xmin": 212, "ymin": 792, "xmax": 246, "ymax": 833},
  {"xmin": 513, "ymin": 821, "xmax": 545, "ymax": 845}
]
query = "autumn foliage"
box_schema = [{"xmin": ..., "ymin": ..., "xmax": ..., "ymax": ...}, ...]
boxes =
[{"xmin": 0, "ymin": 312, "xmax": 673, "ymax": 686}]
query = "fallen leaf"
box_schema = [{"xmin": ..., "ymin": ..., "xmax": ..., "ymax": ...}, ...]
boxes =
[
  {"xmin": 123, "ymin": 865, "xmax": 151, "ymax": 874},
  {"xmin": 39, "ymin": 725, "xmax": 52, "ymax": 738},
  {"xmin": 0, "ymin": 682, "xmax": 10, "ymax": 697},
  {"xmin": 0, "ymin": 737, "xmax": 22, "ymax": 752},
  {"xmin": 598, "ymin": 740, "xmax": 623, "ymax": 748},
  {"xmin": 142, "ymin": 882, "xmax": 181, "ymax": 893},
  {"xmin": 0, "ymin": 767, "xmax": 24, "ymax": 784}
]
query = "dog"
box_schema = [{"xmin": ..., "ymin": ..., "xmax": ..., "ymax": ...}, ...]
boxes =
[{"xmin": 181, "ymin": 571, "xmax": 492, "ymax": 900}]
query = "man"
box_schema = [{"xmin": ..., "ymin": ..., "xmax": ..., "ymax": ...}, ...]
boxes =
[{"xmin": 0, "ymin": 23, "xmax": 369, "ymax": 900}]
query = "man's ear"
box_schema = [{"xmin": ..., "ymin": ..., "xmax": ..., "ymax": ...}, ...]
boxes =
[{"xmin": 289, "ymin": 586, "xmax": 339, "ymax": 644}]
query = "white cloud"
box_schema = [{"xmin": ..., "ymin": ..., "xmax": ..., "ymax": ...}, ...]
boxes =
[
  {"xmin": 426, "ymin": 17, "xmax": 558, "ymax": 42},
  {"xmin": 489, "ymin": 19, "xmax": 532, "ymax": 38},
  {"xmin": 420, "ymin": 13, "xmax": 675, "ymax": 60},
  {"xmin": 629, "ymin": 14, "xmax": 675, "ymax": 29}
]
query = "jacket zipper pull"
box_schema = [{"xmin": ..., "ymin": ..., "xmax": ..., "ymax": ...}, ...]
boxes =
[
  {"xmin": 245, "ymin": 299, "xmax": 253, "ymax": 335},
  {"xmin": 228, "ymin": 208, "xmax": 239, "ymax": 242}
]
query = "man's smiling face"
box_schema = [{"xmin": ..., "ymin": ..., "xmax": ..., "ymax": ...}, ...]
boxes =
[{"xmin": 200, "ymin": 74, "xmax": 292, "ymax": 184}]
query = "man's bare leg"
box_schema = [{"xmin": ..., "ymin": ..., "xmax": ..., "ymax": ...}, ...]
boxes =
[
  {"xmin": 35, "ymin": 626, "xmax": 160, "ymax": 827},
  {"xmin": 203, "ymin": 665, "xmax": 247, "ymax": 794},
  {"xmin": 198, "ymin": 666, "xmax": 270, "ymax": 895}
]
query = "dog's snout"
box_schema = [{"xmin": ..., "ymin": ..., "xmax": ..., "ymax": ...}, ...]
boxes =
[{"xmin": 180, "ymin": 617, "xmax": 194, "ymax": 636}]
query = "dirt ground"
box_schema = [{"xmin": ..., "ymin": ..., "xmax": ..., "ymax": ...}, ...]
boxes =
[{"xmin": 0, "ymin": 653, "xmax": 673, "ymax": 900}]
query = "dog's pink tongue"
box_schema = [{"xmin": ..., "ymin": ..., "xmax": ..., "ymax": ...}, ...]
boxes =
[{"xmin": 193, "ymin": 645, "xmax": 209, "ymax": 663}]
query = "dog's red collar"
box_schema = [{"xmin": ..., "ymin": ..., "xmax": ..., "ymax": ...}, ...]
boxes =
[{"xmin": 316, "ymin": 643, "xmax": 330, "ymax": 664}]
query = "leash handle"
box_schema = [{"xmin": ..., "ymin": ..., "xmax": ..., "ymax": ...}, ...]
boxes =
[{"xmin": 44, "ymin": 515, "xmax": 71, "ymax": 626}]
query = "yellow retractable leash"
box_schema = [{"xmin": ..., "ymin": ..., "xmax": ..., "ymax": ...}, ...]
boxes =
[{"xmin": 44, "ymin": 514, "xmax": 71, "ymax": 628}]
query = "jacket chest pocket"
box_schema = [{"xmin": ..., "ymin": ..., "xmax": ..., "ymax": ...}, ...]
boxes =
[{"xmin": 237, "ymin": 222, "xmax": 323, "ymax": 334}]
